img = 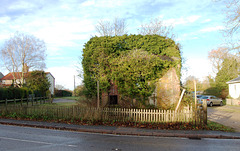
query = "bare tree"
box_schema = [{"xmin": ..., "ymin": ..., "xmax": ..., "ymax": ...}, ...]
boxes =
[
  {"xmin": 55, "ymin": 84, "xmax": 65, "ymax": 90},
  {"xmin": 0, "ymin": 31, "xmax": 46, "ymax": 87},
  {"xmin": 223, "ymin": 0, "xmax": 240, "ymax": 36},
  {"xmin": 208, "ymin": 47, "xmax": 229, "ymax": 74},
  {"xmin": 218, "ymin": 0, "xmax": 240, "ymax": 50},
  {"xmin": 95, "ymin": 17, "xmax": 128, "ymax": 36},
  {"xmin": 138, "ymin": 17, "xmax": 175, "ymax": 39}
]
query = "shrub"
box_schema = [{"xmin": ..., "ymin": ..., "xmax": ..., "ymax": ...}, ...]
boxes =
[
  {"xmin": 54, "ymin": 89, "xmax": 72, "ymax": 97},
  {"xmin": 0, "ymin": 87, "xmax": 43, "ymax": 100}
]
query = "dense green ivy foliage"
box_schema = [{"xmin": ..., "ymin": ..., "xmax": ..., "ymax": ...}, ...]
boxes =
[{"xmin": 82, "ymin": 35, "xmax": 181, "ymax": 100}]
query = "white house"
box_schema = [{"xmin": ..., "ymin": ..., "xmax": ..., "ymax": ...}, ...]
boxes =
[
  {"xmin": 226, "ymin": 77, "xmax": 240, "ymax": 99},
  {"xmin": 226, "ymin": 77, "xmax": 240, "ymax": 105},
  {"xmin": 45, "ymin": 72, "xmax": 55, "ymax": 95}
]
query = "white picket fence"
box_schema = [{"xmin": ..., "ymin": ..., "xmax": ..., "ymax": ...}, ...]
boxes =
[
  {"xmin": 101, "ymin": 107, "xmax": 195, "ymax": 122},
  {"xmin": 0, "ymin": 105, "xmax": 203, "ymax": 123}
]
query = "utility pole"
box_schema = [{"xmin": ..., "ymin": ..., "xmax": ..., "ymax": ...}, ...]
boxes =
[
  {"xmin": 194, "ymin": 80, "xmax": 197, "ymax": 109},
  {"xmin": 74, "ymin": 75, "xmax": 76, "ymax": 96}
]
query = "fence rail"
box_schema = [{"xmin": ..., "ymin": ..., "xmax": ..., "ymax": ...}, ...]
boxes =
[
  {"xmin": 0, "ymin": 105, "xmax": 205, "ymax": 124},
  {"xmin": 0, "ymin": 97, "xmax": 50, "ymax": 106}
]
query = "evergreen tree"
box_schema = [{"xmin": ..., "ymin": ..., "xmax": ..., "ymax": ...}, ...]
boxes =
[
  {"xmin": 26, "ymin": 71, "xmax": 50, "ymax": 96},
  {"xmin": 215, "ymin": 58, "xmax": 239, "ymax": 98}
]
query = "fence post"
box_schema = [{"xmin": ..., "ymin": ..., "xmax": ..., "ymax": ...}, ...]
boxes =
[
  {"xmin": 27, "ymin": 97, "xmax": 29, "ymax": 106},
  {"xmin": 21, "ymin": 98, "xmax": 23, "ymax": 106},
  {"xmin": 32, "ymin": 96, "xmax": 34, "ymax": 106},
  {"xmin": 14, "ymin": 98, "xmax": 16, "ymax": 106},
  {"xmin": 202, "ymin": 99, "xmax": 207, "ymax": 125},
  {"xmin": 5, "ymin": 99, "xmax": 7, "ymax": 107}
]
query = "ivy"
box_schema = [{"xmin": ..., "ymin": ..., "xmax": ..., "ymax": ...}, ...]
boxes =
[{"xmin": 82, "ymin": 35, "xmax": 181, "ymax": 101}]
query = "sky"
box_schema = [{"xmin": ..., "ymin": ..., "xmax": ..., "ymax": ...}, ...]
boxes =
[{"xmin": 0, "ymin": 0, "xmax": 228, "ymax": 90}]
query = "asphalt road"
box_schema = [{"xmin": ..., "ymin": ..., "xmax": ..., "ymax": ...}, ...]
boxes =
[{"xmin": 0, "ymin": 124, "xmax": 239, "ymax": 151}]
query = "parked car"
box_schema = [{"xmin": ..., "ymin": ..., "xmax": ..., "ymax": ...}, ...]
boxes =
[
  {"xmin": 197, "ymin": 95, "xmax": 223, "ymax": 107},
  {"xmin": 192, "ymin": 95, "xmax": 204, "ymax": 99}
]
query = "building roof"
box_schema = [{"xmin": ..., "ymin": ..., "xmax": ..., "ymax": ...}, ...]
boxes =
[
  {"xmin": 0, "ymin": 72, "xmax": 24, "ymax": 80},
  {"xmin": 0, "ymin": 72, "xmax": 54, "ymax": 80},
  {"xmin": 226, "ymin": 76, "xmax": 240, "ymax": 84}
]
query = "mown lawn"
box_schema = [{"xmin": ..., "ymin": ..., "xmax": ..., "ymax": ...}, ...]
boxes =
[{"xmin": 54, "ymin": 96, "xmax": 81, "ymax": 100}]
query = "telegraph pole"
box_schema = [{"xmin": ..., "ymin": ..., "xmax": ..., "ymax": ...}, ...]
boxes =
[{"xmin": 74, "ymin": 75, "xmax": 76, "ymax": 96}]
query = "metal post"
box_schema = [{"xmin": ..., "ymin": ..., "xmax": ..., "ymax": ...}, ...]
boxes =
[
  {"xmin": 194, "ymin": 80, "xmax": 197, "ymax": 125},
  {"xmin": 194, "ymin": 80, "xmax": 197, "ymax": 109}
]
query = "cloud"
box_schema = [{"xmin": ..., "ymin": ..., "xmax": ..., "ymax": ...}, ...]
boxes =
[
  {"xmin": 81, "ymin": 0, "xmax": 95, "ymax": 7},
  {"xmin": 0, "ymin": 16, "xmax": 11, "ymax": 24},
  {"xmin": 202, "ymin": 19, "xmax": 211, "ymax": 23},
  {"xmin": 164, "ymin": 15, "xmax": 201, "ymax": 26},
  {"xmin": 200, "ymin": 26, "xmax": 224, "ymax": 32}
]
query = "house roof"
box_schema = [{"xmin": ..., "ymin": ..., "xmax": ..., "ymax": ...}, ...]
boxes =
[
  {"xmin": 0, "ymin": 72, "xmax": 24, "ymax": 80},
  {"xmin": 0, "ymin": 72, "xmax": 54, "ymax": 80},
  {"xmin": 226, "ymin": 76, "xmax": 240, "ymax": 84}
]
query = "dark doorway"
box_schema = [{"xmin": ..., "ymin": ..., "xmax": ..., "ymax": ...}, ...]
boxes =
[{"xmin": 109, "ymin": 95, "xmax": 118, "ymax": 105}]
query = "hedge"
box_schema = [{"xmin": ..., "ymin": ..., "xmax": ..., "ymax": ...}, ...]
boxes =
[
  {"xmin": 0, "ymin": 87, "xmax": 43, "ymax": 100},
  {"xmin": 54, "ymin": 90, "xmax": 72, "ymax": 97}
]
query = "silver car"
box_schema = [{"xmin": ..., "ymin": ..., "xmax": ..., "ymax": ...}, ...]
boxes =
[{"xmin": 198, "ymin": 95, "xmax": 223, "ymax": 107}]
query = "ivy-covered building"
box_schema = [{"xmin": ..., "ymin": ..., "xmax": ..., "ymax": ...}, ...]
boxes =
[{"xmin": 82, "ymin": 34, "xmax": 182, "ymax": 109}]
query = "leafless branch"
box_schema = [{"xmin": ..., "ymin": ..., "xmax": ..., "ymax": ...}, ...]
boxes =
[
  {"xmin": 138, "ymin": 17, "xmax": 175, "ymax": 39},
  {"xmin": 0, "ymin": 31, "xmax": 47, "ymax": 87},
  {"xmin": 95, "ymin": 17, "xmax": 128, "ymax": 36}
]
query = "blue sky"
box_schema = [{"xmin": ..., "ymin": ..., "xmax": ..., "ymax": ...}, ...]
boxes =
[{"xmin": 0, "ymin": 0, "xmax": 227, "ymax": 90}]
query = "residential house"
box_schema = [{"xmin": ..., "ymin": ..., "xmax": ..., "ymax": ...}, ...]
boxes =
[
  {"xmin": 226, "ymin": 77, "xmax": 240, "ymax": 105},
  {"xmin": 0, "ymin": 72, "xmax": 55, "ymax": 95},
  {"xmin": 45, "ymin": 72, "xmax": 55, "ymax": 95}
]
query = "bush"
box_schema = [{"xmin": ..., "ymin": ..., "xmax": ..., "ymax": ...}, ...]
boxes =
[
  {"xmin": 54, "ymin": 89, "xmax": 72, "ymax": 97},
  {"xmin": 0, "ymin": 87, "xmax": 44, "ymax": 100},
  {"xmin": 74, "ymin": 85, "xmax": 86, "ymax": 97}
]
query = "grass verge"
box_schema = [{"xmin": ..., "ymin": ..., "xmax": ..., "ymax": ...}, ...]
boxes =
[
  {"xmin": 54, "ymin": 96, "xmax": 80, "ymax": 100},
  {"xmin": 0, "ymin": 113, "xmax": 235, "ymax": 132},
  {"xmin": 206, "ymin": 120, "xmax": 235, "ymax": 132}
]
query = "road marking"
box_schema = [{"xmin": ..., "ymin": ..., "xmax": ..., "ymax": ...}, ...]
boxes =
[{"xmin": 0, "ymin": 136, "xmax": 77, "ymax": 148}]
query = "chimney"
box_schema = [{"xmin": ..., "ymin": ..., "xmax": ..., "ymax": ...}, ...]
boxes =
[{"xmin": 23, "ymin": 63, "xmax": 29, "ymax": 73}]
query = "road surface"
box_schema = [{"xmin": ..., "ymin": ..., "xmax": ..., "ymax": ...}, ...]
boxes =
[
  {"xmin": 208, "ymin": 105, "xmax": 240, "ymax": 132},
  {"xmin": 0, "ymin": 124, "xmax": 239, "ymax": 151}
]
